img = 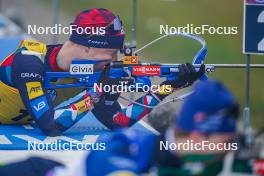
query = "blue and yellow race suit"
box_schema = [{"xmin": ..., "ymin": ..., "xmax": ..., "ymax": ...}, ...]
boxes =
[{"xmin": 0, "ymin": 40, "xmax": 160, "ymax": 136}]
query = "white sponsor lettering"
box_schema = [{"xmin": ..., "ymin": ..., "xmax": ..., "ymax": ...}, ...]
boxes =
[
  {"xmin": 70, "ymin": 64, "xmax": 94, "ymax": 75},
  {"xmin": 33, "ymin": 101, "xmax": 46, "ymax": 111},
  {"xmin": 133, "ymin": 67, "xmax": 160, "ymax": 73},
  {"xmin": 21, "ymin": 73, "xmax": 42, "ymax": 79}
]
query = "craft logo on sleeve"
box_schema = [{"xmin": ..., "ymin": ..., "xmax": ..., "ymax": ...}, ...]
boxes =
[
  {"xmin": 30, "ymin": 96, "xmax": 49, "ymax": 118},
  {"xmin": 132, "ymin": 66, "xmax": 161, "ymax": 76},
  {"xmin": 123, "ymin": 56, "xmax": 139, "ymax": 64},
  {"xmin": 71, "ymin": 96, "xmax": 93, "ymax": 114},
  {"xmin": 26, "ymin": 82, "xmax": 44, "ymax": 100}
]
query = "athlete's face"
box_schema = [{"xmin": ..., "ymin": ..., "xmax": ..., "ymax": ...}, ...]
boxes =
[
  {"xmin": 57, "ymin": 41, "xmax": 118, "ymax": 71},
  {"xmin": 79, "ymin": 46, "xmax": 118, "ymax": 71}
]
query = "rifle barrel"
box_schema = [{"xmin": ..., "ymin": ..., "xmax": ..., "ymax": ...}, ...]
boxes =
[
  {"xmin": 172, "ymin": 64, "xmax": 264, "ymax": 72},
  {"xmin": 111, "ymin": 61, "xmax": 264, "ymax": 73},
  {"xmin": 205, "ymin": 64, "xmax": 264, "ymax": 68},
  {"xmin": 112, "ymin": 61, "xmax": 264, "ymax": 68},
  {"xmin": 157, "ymin": 63, "xmax": 264, "ymax": 68}
]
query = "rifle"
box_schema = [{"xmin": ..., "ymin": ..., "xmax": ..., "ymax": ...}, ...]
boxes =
[{"xmin": 43, "ymin": 33, "xmax": 264, "ymax": 90}]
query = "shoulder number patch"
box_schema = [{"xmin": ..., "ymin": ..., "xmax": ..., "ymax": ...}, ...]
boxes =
[{"xmin": 23, "ymin": 40, "xmax": 47, "ymax": 55}]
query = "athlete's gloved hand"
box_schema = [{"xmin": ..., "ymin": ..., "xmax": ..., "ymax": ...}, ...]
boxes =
[
  {"xmin": 98, "ymin": 64, "xmax": 134, "ymax": 104},
  {"xmin": 162, "ymin": 63, "xmax": 205, "ymax": 89},
  {"xmin": 154, "ymin": 63, "xmax": 205, "ymax": 100}
]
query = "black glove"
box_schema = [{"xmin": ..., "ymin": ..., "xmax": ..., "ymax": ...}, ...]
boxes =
[
  {"xmin": 98, "ymin": 64, "xmax": 134, "ymax": 104},
  {"xmin": 162, "ymin": 63, "xmax": 205, "ymax": 89},
  {"xmin": 155, "ymin": 63, "xmax": 205, "ymax": 100}
]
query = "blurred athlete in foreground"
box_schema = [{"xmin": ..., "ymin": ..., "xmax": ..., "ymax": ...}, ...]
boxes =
[
  {"xmin": 83, "ymin": 80, "xmax": 252, "ymax": 176},
  {"xmin": 79, "ymin": 80, "xmax": 242, "ymax": 176},
  {"xmin": 0, "ymin": 8, "xmax": 204, "ymax": 136},
  {"xmin": 0, "ymin": 80, "xmax": 248, "ymax": 176}
]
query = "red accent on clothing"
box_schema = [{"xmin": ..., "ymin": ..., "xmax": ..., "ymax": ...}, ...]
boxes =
[
  {"xmin": 49, "ymin": 46, "xmax": 63, "ymax": 72},
  {"xmin": 1, "ymin": 53, "xmax": 14, "ymax": 66},
  {"xmin": 74, "ymin": 9, "xmax": 115, "ymax": 28},
  {"xmin": 113, "ymin": 112, "xmax": 130, "ymax": 127},
  {"xmin": 255, "ymin": 160, "xmax": 264, "ymax": 175},
  {"xmin": 135, "ymin": 96, "xmax": 150, "ymax": 121},
  {"xmin": 143, "ymin": 96, "xmax": 148, "ymax": 105},
  {"xmin": 136, "ymin": 108, "xmax": 149, "ymax": 121},
  {"xmin": 71, "ymin": 104, "xmax": 77, "ymax": 110},
  {"xmin": 83, "ymin": 93, "xmax": 89, "ymax": 98}
]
